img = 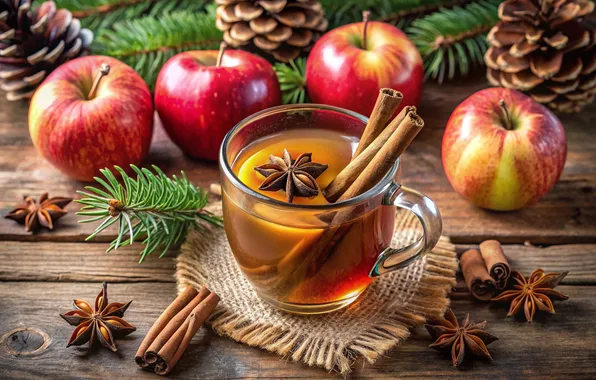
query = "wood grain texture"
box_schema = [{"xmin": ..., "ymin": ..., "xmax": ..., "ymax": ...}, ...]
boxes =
[
  {"xmin": 0, "ymin": 282, "xmax": 594, "ymax": 379},
  {"xmin": 456, "ymin": 243, "xmax": 596, "ymax": 285},
  {"xmin": 1, "ymin": 240, "xmax": 595, "ymax": 285},
  {"xmin": 1, "ymin": 80, "xmax": 595, "ymax": 244},
  {"xmin": 0, "ymin": 241, "xmax": 176, "ymax": 282}
]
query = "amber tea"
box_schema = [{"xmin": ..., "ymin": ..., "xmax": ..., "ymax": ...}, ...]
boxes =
[
  {"xmin": 223, "ymin": 129, "xmax": 395, "ymax": 309},
  {"xmin": 220, "ymin": 101, "xmax": 441, "ymax": 314}
]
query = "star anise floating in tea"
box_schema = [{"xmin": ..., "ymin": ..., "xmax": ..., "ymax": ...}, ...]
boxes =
[
  {"xmin": 425, "ymin": 308, "xmax": 498, "ymax": 368},
  {"xmin": 60, "ymin": 282, "xmax": 136, "ymax": 352},
  {"xmin": 5, "ymin": 193, "xmax": 72, "ymax": 232},
  {"xmin": 492, "ymin": 269, "xmax": 569, "ymax": 323},
  {"xmin": 254, "ymin": 149, "xmax": 328, "ymax": 203}
]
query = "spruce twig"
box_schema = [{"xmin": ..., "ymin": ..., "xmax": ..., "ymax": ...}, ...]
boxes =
[
  {"xmin": 274, "ymin": 58, "xmax": 309, "ymax": 104},
  {"xmin": 54, "ymin": 0, "xmax": 209, "ymax": 32},
  {"xmin": 406, "ymin": 0, "xmax": 501, "ymax": 83},
  {"xmin": 319, "ymin": 0, "xmax": 470, "ymax": 29},
  {"xmin": 94, "ymin": 5, "xmax": 222, "ymax": 89},
  {"xmin": 77, "ymin": 165, "xmax": 222, "ymax": 263}
]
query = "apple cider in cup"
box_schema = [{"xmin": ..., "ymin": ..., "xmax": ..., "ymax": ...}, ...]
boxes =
[{"xmin": 223, "ymin": 129, "xmax": 395, "ymax": 307}]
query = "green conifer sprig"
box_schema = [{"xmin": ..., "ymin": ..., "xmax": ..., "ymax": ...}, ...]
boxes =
[
  {"xmin": 94, "ymin": 5, "xmax": 222, "ymax": 89},
  {"xmin": 274, "ymin": 58, "xmax": 309, "ymax": 104},
  {"xmin": 77, "ymin": 165, "xmax": 222, "ymax": 263},
  {"xmin": 320, "ymin": 0, "xmax": 469, "ymax": 29},
  {"xmin": 406, "ymin": 0, "xmax": 501, "ymax": 83},
  {"xmin": 53, "ymin": 0, "xmax": 209, "ymax": 32}
]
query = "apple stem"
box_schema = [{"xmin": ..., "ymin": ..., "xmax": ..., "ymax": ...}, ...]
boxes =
[
  {"xmin": 216, "ymin": 41, "xmax": 227, "ymax": 67},
  {"xmin": 499, "ymin": 99, "xmax": 513, "ymax": 130},
  {"xmin": 88, "ymin": 63, "xmax": 110, "ymax": 99},
  {"xmin": 362, "ymin": 10, "xmax": 371, "ymax": 50}
]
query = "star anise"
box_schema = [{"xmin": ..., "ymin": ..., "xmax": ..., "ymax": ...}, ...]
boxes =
[
  {"xmin": 254, "ymin": 149, "xmax": 328, "ymax": 203},
  {"xmin": 491, "ymin": 269, "xmax": 569, "ymax": 323},
  {"xmin": 60, "ymin": 282, "xmax": 136, "ymax": 352},
  {"xmin": 425, "ymin": 308, "xmax": 498, "ymax": 368},
  {"xmin": 5, "ymin": 193, "xmax": 72, "ymax": 232}
]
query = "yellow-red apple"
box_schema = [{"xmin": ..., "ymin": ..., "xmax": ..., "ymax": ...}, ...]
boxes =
[
  {"xmin": 442, "ymin": 88, "xmax": 567, "ymax": 211},
  {"xmin": 29, "ymin": 56, "xmax": 153, "ymax": 182}
]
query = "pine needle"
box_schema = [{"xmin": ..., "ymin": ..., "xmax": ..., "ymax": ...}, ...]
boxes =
[
  {"xmin": 93, "ymin": 5, "xmax": 222, "ymax": 90},
  {"xmin": 406, "ymin": 0, "xmax": 501, "ymax": 83},
  {"xmin": 319, "ymin": 0, "xmax": 467, "ymax": 29},
  {"xmin": 77, "ymin": 165, "xmax": 222, "ymax": 262},
  {"xmin": 274, "ymin": 58, "xmax": 309, "ymax": 104},
  {"xmin": 54, "ymin": 0, "xmax": 209, "ymax": 32}
]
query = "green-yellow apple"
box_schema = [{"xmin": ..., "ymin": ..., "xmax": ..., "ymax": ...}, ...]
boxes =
[
  {"xmin": 442, "ymin": 88, "xmax": 567, "ymax": 211},
  {"xmin": 29, "ymin": 56, "xmax": 153, "ymax": 182},
  {"xmin": 305, "ymin": 15, "xmax": 423, "ymax": 116},
  {"xmin": 154, "ymin": 45, "xmax": 281, "ymax": 161}
]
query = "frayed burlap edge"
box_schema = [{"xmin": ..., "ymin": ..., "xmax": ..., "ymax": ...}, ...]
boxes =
[{"xmin": 176, "ymin": 209, "xmax": 458, "ymax": 375}]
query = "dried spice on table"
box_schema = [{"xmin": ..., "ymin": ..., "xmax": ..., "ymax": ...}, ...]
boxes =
[
  {"xmin": 425, "ymin": 308, "xmax": 498, "ymax": 368},
  {"xmin": 492, "ymin": 268, "xmax": 569, "ymax": 323},
  {"xmin": 59, "ymin": 282, "xmax": 136, "ymax": 352},
  {"xmin": 254, "ymin": 149, "xmax": 328, "ymax": 203},
  {"xmin": 5, "ymin": 193, "xmax": 72, "ymax": 232}
]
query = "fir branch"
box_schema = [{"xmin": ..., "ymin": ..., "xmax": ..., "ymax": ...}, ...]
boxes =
[
  {"xmin": 320, "ymin": 0, "xmax": 471, "ymax": 29},
  {"xmin": 406, "ymin": 0, "xmax": 501, "ymax": 83},
  {"xmin": 274, "ymin": 58, "xmax": 309, "ymax": 105},
  {"xmin": 54, "ymin": 0, "xmax": 209, "ymax": 32},
  {"xmin": 77, "ymin": 165, "xmax": 222, "ymax": 263},
  {"xmin": 94, "ymin": 6, "xmax": 222, "ymax": 89}
]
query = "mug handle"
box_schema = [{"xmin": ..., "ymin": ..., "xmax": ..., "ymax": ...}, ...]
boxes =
[{"xmin": 369, "ymin": 182, "xmax": 442, "ymax": 277}]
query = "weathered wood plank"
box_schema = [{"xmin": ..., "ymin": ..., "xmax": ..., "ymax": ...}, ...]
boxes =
[
  {"xmin": 1, "ymin": 81, "xmax": 595, "ymax": 244},
  {"xmin": 0, "ymin": 241, "xmax": 176, "ymax": 282},
  {"xmin": 0, "ymin": 282, "xmax": 593, "ymax": 379},
  {"xmin": 456, "ymin": 243, "xmax": 596, "ymax": 285},
  {"xmin": 1, "ymin": 240, "xmax": 595, "ymax": 285}
]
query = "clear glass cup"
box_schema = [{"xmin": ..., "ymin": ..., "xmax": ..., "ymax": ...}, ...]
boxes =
[{"xmin": 219, "ymin": 104, "xmax": 442, "ymax": 314}]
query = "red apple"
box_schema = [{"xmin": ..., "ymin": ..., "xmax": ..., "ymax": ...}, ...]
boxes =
[
  {"xmin": 305, "ymin": 18, "xmax": 423, "ymax": 117},
  {"xmin": 442, "ymin": 88, "xmax": 567, "ymax": 211},
  {"xmin": 29, "ymin": 56, "xmax": 154, "ymax": 182},
  {"xmin": 155, "ymin": 47, "xmax": 281, "ymax": 161}
]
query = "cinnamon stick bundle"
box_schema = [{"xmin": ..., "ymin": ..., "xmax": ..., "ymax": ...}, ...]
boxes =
[
  {"xmin": 460, "ymin": 249, "xmax": 497, "ymax": 301},
  {"xmin": 135, "ymin": 286, "xmax": 198, "ymax": 367},
  {"xmin": 479, "ymin": 240, "xmax": 511, "ymax": 289},
  {"xmin": 275, "ymin": 108, "xmax": 425, "ymax": 293},
  {"xmin": 352, "ymin": 88, "xmax": 403, "ymax": 158},
  {"xmin": 135, "ymin": 285, "xmax": 220, "ymax": 375},
  {"xmin": 338, "ymin": 110, "xmax": 424, "ymax": 202},
  {"xmin": 324, "ymin": 105, "xmax": 415, "ymax": 202}
]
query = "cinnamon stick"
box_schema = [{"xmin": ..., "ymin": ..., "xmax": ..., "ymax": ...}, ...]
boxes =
[
  {"xmin": 135, "ymin": 286, "xmax": 199, "ymax": 367},
  {"xmin": 144, "ymin": 286, "xmax": 211, "ymax": 364},
  {"xmin": 479, "ymin": 240, "xmax": 511, "ymax": 290},
  {"xmin": 352, "ymin": 88, "xmax": 403, "ymax": 158},
  {"xmin": 324, "ymin": 106, "xmax": 414, "ymax": 202},
  {"xmin": 338, "ymin": 109, "xmax": 424, "ymax": 202},
  {"xmin": 154, "ymin": 292, "xmax": 220, "ymax": 376},
  {"xmin": 460, "ymin": 249, "xmax": 497, "ymax": 301},
  {"xmin": 276, "ymin": 110, "xmax": 424, "ymax": 293}
]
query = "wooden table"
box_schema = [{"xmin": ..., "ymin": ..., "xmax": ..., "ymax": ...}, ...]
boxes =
[{"xmin": 1, "ymin": 78, "xmax": 595, "ymax": 379}]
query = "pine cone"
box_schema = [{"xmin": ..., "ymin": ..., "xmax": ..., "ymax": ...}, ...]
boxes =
[
  {"xmin": 215, "ymin": 0, "xmax": 328, "ymax": 62},
  {"xmin": 485, "ymin": 0, "xmax": 596, "ymax": 113},
  {"xmin": 0, "ymin": 1, "xmax": 93, "ymax": 101}
]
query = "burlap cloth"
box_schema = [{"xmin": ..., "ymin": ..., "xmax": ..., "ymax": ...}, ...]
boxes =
[{"xmin": 176, "ymin": 203, "xmax": 458, "ymax": 375}]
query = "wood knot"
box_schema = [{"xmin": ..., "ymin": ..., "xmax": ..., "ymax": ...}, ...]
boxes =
[{"xmin": 1, "ymin": 327, "xmax": 51, "ymax": 356}]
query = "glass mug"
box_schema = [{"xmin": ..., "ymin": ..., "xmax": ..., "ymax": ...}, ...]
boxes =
[{"xmin": 219, "ymin": 104, "xmax": 442, "ymax": 314}]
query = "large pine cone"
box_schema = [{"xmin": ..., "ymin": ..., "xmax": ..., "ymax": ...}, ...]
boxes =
[
  {"xmin": 0, "ymin": 1, "xmax": 93, "ymax": 101},
  {"xmin": 485, "ymin": 0, "xmax": 596, "ymax": 113},
  {"xmin": 216, "ymin": 0, "xmax": 328, "ymax": 62}
]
